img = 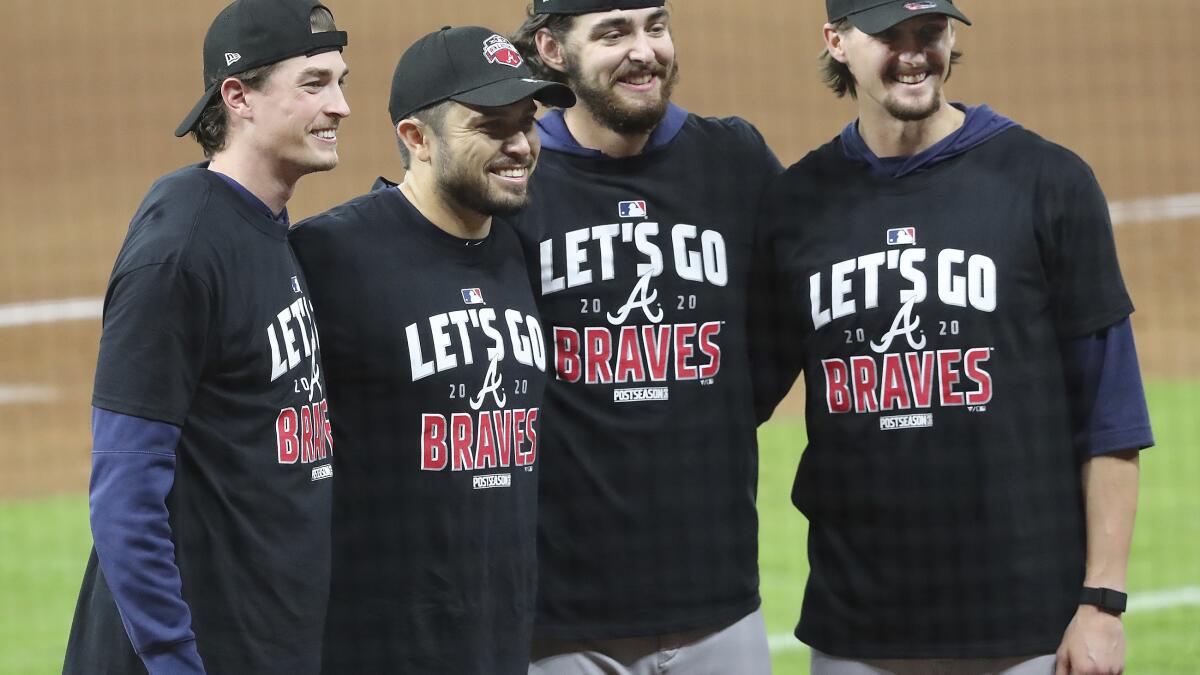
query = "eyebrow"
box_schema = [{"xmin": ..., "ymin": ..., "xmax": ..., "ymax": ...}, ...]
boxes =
[
  {"xmin": 587, "ymin": 9, "xmax": 670, "ymax": 38},
  {"xmin": 296, "ymin": 66, "xmax": 350, "ymax": 81}
]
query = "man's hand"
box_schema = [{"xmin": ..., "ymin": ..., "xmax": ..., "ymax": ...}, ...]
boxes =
[{"xmin": 1055, "ymin": 604, "xmax": 1125, "ymax": 675}]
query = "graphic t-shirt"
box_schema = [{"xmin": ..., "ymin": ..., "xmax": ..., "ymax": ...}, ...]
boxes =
[
  {"xmin": 291, "ymin": 184, "xmax": 545, "ymax": 674},
  {"xmin": 756, "ymin": 127, "xmax": 1133, "ymax": 658},
  {"xmin": 511, "ymin": 111, "xmax": 782, "ymax": 638},
  {"xmin": 68, "ymin": 165, "xmax": 333, "ymax": 674}
]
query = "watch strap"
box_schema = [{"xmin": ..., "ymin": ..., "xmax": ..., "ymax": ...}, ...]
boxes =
[{"xmin": 1080, "ymin": 586, "xmax": 1128, "ymax": 614}]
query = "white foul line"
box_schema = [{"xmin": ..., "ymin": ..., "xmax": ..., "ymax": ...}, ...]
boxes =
[
  {"xmin": 767, "ymin": 586, "xmax": 1200, "ymax": 653},
  {"xmin": 0, "ymin": 297, "xmax": 103, "ymax": 329},
  {"xmin": 0, "ymin": 385, "xmax": 59, "ymax": 406},
  {"xmin": 1110, "ymin": 192, "xmax": 1200, "ymax": 226}
]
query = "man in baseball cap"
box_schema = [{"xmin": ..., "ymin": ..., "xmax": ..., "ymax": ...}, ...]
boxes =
[
  {"xmin": 64, "ymin": 2, "xmax": 348, "ymax": 673},
  {"xmin": 509, "ymin": 2, "xmax": 782, "ymax": 673},
  {"xmin": 751, "ymin": 0, "xmax": 1150, "ymax": 673},
  {"xmin": 289, "ymin": 25, "xmax": 571, "ymax": 675}
]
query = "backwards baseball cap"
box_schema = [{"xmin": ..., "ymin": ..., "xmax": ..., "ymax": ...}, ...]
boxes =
[
  {"xmin": 827, "ymin": 0, "xmax": 970, "ymax": 35},
  {"xmin": 534, "ymin": 0, "xmax": 665, "ymax": 15},
  {"xmin": 388, "ymin": 26, "xmax": 575, "ymax": 124},
  {"xmin": 174, "ymin": 0, "xmax": 348, "ymax": 137}
]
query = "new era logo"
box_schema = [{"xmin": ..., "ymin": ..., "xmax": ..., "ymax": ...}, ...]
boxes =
[
  {"xmin": 225, "ymin": 52, "xmax": 241, "ymax": 67},
  {"xmin": 483, "ymin": 35, "xmax": 522, "ymax": 68},
  {"xmin": 618, "ymin": 200, "xmax": 647, "ymax": 218},
  {"xmin": 887, "ymin": 227, "xmax": 916, "ymax": 246},
  {"xmin": 462, "ymin": 288, "xmax": 485, "ymax": 305}
]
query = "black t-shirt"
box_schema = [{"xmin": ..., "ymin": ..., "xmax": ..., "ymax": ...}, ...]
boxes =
[
  {"xmin": 756, "ymin": 128, "xmax": 1133, "ymax": 658},
  {"xmin": 509, "ymin": 115, "xmax": 782, "ymax": 638},
  {"xmin": 67, "ymin": 165, "xmax": 333, "ymax": 674},
  {"xmin": 290, "ymin": 185, "xmax": 546, "ymax": 674}
]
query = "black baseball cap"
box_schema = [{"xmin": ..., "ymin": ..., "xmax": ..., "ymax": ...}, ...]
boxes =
[
  {"xmin": 535, "ymin": 0, "xmax": 665, "ymax": 15},
  {"xmin": 388, "ymin": 26, "xmax": 575, "ymax": 124},
  {"xmin": 175, "ymin": 0, "xmax": 348, "ymax": 137},
  {"xmin": 827, "ymin": 0, "xmax": 970, "ymax": 35}
]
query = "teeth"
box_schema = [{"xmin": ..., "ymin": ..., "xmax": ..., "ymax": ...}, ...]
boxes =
[
  {"xmin": 494, "ymin": 168, "xmax": 527, "ymax": 178},
  {"xmin": 895, "ymin": 73, "xmax": 928, "ymax": 84},
  {"xmin": 624, "ymin": 74, "xmax": 653, "ymax": 85},
  {"xmin": 312, "ymin": 129, "xmax": 336, "ymax": 140}
]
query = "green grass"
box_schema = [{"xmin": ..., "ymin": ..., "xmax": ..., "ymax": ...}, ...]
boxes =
[
  {"xmin": 0, "ymin": 381, "xmax": 1196, "ymax": 674},
  {"xmin": 0, "ymin": 494, "xmax": 91, "ymax": 675}
]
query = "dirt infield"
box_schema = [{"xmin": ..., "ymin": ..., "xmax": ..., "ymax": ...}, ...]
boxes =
[{"xmin": 2, "ymin": 0, "xmax": 1197, "ymax": 498}]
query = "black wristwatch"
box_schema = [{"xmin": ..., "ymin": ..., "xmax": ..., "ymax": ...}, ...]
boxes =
[{"xmin": 1080, "ymin": 586, "xmax": 1128, "ymax": 614}]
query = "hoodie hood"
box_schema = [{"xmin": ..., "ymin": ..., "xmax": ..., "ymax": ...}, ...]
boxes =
[
  {"xmin": 536, "ymin": 103, "xmax": 690, "ymax": 157},
  {"xmin": 841, "ymin": 104, "xmax": 1020, "ymax": 179}
]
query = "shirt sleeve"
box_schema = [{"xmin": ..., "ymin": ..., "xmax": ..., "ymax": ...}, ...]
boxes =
[
  {"xmin": 1061, "ymin": 318, "xmax": 1155, "ymax": 458},
  {"xmin": 1039, "ymin": 153, "xmax": 1134, "ymax": 338},
  {"xmin": 90, "ymin": 407, "xmax": 206, "ymax": 674},
  {"xmin": 92, "ymin": 263, "xmax": 213, "ymax": 425}
]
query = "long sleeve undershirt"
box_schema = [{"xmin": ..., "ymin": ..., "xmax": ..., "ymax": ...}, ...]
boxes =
[{"xmin": 90, "ymin": 407, "xmax": 205, "ymax": 674}]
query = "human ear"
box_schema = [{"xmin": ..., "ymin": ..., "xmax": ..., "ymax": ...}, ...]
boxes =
[
  {"xmin": 397, "ymin": 119, "xmax": 432, "ymax": 164},
  {"xmin": 823, "ymin": 23, "xmax": 849, "ymax": 64},
  {"xmin": 535, "ymin": 28, "xmax": 569, "ymax": 75}
]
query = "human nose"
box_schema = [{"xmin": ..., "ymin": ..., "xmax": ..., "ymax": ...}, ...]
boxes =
[
  {"xmin": 627, "ymin": 30, "xmax": 656, "ymax": 64},
  {"xmin": 502, "ymin": 129, "xmax": 533, "ymax": 159},
  {"xmin": 327, "ymin": 83, "xmax": 351, "ymax": 119}
]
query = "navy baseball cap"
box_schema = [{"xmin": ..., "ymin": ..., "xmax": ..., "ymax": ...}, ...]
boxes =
[
  {"xmin": 827, "ymin": 0, "xmax": 970, "ymax": 35},
  {"xmin": 535, "ymin": 0, "xmax": 665, "ymax": 15},
  {"xmin": 388, "ymin": 26, "xmax": 576, "ymax": 123},
  {"xmin": 175, "ymin": 0, "xmax": 348, "ymax": 137}
]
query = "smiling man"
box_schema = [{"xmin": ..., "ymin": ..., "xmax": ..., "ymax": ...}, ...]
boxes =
[
  {"xmin": 509, "ymin": 1, "xmax": 782, "ymax": 673},
  {"xmin": 753, "ymin": 1, "xmax": 1154, "ymax": 673},
  {"xmin": 288, "ymin": 25, "xmax": 574, "ymax": 675},
  {"xmin": 62, "ymin": 1, "xmax": 348, "ymax": 674}
]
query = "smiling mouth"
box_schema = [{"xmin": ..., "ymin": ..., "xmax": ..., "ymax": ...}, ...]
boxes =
[
  {"xmin": 892, "ymin": 72, "xmax": 930, "ymax": 85},
  {"xmin": 490, "ymin": 166, "xmax": 530, "ymax": 181},
  {"xmin": 310, "ymin": 128, "xmax": 337, "ymax": 142}
]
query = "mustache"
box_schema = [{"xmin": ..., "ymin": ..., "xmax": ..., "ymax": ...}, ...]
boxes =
[
  {"xmin": 485, "ymin": 158, "xmax": 534, "ymax": 171},
  {"xmin": 611, "ymin": 62, "xmax": 670, "ymax": 83}
]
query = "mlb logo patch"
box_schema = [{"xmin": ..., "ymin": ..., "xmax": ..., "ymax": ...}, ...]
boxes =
[
  {"xmin": 290, "ymin": 276, "xmax": 301, "ymax": 293},
  {"xmin": 904, "ymin": 1, "xmax": 938, "ymax": 10},
  {"xmin": 887, "ymin": 227, "xmax": 916, "ymax": 246},
  {"xmin": 461, "ymin": 288, "xmax": 485, "ymax": 305},
  {"xmin": 483, "ymin": 35, "xmax": 523, "ymax": 68},
  {"xmin": 618, "ymin": 200, "xmax": 647, "ymax": 218}
]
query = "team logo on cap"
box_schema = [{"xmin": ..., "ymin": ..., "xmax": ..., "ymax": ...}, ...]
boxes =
[
  {"xmin": 225, "ymin": 52, "xmax": 242, "ymax": 67},
  {"xmin": 483, "ymin": 35, "xmax": 523, "ymax": 68},
  {"xmin": 904, "ymin": 1, "xmax": 938, "ymax": 10}
]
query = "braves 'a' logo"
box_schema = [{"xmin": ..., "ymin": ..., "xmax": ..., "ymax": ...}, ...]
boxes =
[
  {"xmin": 870, "ymin": 296, "xmax": 926, "ymax": 353},
  {"xmin": 607, "ymin": 272, "xmax": 664, "ymax": 325},
  {"xmin": 483, "ymin": 35, "xmax": 523, "ymax": 68},
  {"xmin": 470, "ymin": 355, "xmax": 507, "ymax": 410}
]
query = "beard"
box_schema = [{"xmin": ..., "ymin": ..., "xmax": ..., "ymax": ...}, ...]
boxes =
[
  {"xmin": 883, "ymin": 88, "xmax": 942, "ymax": 122},
  {"xmin": 565, "ymin": 53, "xmax": 680, "ymax": 135},
  {"xmin": 881, "ymin": 61, "xmax": 948, "ymax": 122},
  {"xmin": 433, "ymin": 145, "xmax": 531, "ymax": 219}
]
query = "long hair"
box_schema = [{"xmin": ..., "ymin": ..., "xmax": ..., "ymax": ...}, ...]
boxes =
[
  {"xmin": 510, "ymin": 5, "xmax": 577, "ymax": 85},
  {"xmin": 820, "ymin": 19, "xmax": 962, "ymax": 99}
]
